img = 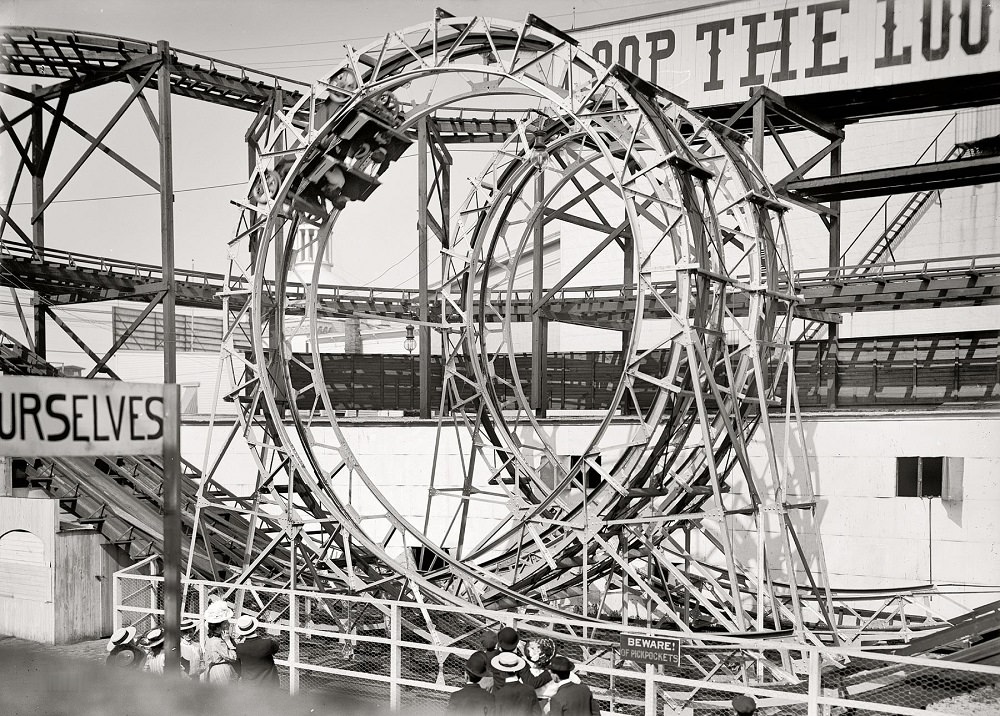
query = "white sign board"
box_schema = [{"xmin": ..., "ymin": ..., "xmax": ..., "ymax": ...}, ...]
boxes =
[
  {"xmin": 0, "ymin": 376, "xmax": 165, "ymax": 456},
  {"xmin": 572, "ymin": 0, "xmax": 997, "ymax": 107}
]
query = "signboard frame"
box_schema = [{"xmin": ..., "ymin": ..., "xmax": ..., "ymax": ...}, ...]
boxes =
[
  {"xmin": 0, "ymin": 375, "xmax": 181, "ymax": 670},
  {"xmin": 619, "ymin": 633, "xmax": 683, "ymax": 667}
]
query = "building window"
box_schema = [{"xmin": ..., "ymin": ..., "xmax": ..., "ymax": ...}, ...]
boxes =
[{"xmin": 897, "ymin": 457, "xmax": 944, "ymax": 497}]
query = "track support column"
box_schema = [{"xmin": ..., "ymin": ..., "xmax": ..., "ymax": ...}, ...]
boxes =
[
  {"xmin": 30, "ymin": 85, "xmax": 46, "ymax": 358},
  {"xmin": 531, "ymin": 170, "xmax": 548, "ymax": 418},
  {"xmin": 157, "ymin": 40, "xmax": 182, "ymax": 673},
  {"xmin": 417, "ymin": 119, "xmax": 432, "ymax": 419},
  {"xmin": 826, "ymin": 138, "xmax": 842, "ymax": 409}
]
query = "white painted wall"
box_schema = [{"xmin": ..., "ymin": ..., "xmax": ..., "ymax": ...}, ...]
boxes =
[{"xmin": 181, "ymin": 407, "xmax": 999, "ymax": 618}]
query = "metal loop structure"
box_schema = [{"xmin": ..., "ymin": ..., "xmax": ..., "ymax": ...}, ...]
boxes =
[{"xmin": 197, "ymin": 14, "xmax": 836, "ymax": 643}]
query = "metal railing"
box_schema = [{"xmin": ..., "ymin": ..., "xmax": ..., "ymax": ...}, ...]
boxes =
[{"xmin": 115, "ymin": 560, "xmax": 1000, "ymax": 716}]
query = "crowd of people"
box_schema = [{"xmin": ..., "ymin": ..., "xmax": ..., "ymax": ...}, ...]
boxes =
[
  {"xmin": 105, "ymin": 610, "xmax": 756, "ymax": 715},
  {"xmin": 447, "ymin": 626, "xmax": 599, "ymax": 716},
  {"xmin": 446, "ymin": 626, "xmax": 758, "ymax": 716},
  {"xmin": 105, "ymin": 598, "xmax": 280, "ymax": 686}
]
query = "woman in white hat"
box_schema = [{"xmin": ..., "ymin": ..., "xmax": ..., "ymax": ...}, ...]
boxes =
[
  {"xmin": 179, "ymin": 617, "xmax": 204, "ymax": 679},
  {"xmin": 201, "ymin": 601, "xmax": 240, "ymax": 684},
  {"xmin": 140, "ymin": 627, "xmax": 166, "ymax": 675},
  {"xmin": 105, "ymin": 626, "xmax": 143, "ymax": 669}
]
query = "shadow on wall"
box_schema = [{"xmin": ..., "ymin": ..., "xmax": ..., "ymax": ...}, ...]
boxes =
[{"xmin": 0, "ymin": 642, "xmax": 387, "ymax": 716}]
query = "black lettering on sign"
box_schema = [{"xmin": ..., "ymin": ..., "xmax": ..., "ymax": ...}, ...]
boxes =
[
  {"xmin": 146, "ymin": 397, "xmax": 164, "ymax": 441},
  {"xmin": 128, "ymin": 395, "xmax": 145, "ymax": 440},
  {"xmin": 646, "ymin": 29, "xmax": 675, "ymax": 86},
  {"xmin": 20, "ymin": 393, "xmax": 43, "ymax": 441},
  {"xmin": 876, "ymin": 0, "xmax": 913, "ymax": 68},
  {"xmin": 922, "ymin": 0, "xmax": 952, "ymax": 61},
  {"xmin": 0, "ymin": 393, "xmax": 14, "ymax": 440},
  {"xmin": 72, "ymin": 394, "xmax": 89, "ymax": 442},
  {"xmin": 696, "ymin": 19, "xmax": 735, "ymax": 91},
  {"xmin": 46, "ymin": 394, "xmax": 70, "ymax": 441},
  {"xmin": 742, "ymin": 8, "xmax": 799, "ymax": 87},
  {"xmin": 593, "ymin": 39, "xmax": 613, "ymax": 68},
  {"xmin": 106, "ymin": 394, "xmax": 125, "ymax": 440},
  {"xmin": 806, "ymin": 0, "xmax": 850, "ymax": 78},
  {"xmin": 960, "ymin": 0, "xmax": 989, "ymax": 54},
  {"xmin": 92, "ymin": 394, "xmax": 109, "ymax": 441},
  {"xmin": 619, "ymin": 35, "xmax": 640, "ymax": 74}
]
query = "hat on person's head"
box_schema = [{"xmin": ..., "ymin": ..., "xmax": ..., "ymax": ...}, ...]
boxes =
[
  {"xmin": 497, "ymin": 626, "xmax": 519, "ymax": 651},
  {"xmin": 107, "ymin": 626, "xmax": 137, "ymax": 652},
  {"xmin": 481, "ymin": 630, "xmax": 498, "ymax": 651},
  {"xmin": 204, "ymin": 601, "xmax": 234, "ymax": 624},
  {"xmin": 491, "ymin": 651, "xmax": 526, "ymax": 673},
  {"xmin": 524, "ymin": 638, "xmax": 555, "ymax": 667},
  {"xmin": 549, "ymin": 655, "xmax": 574, "ymax": 674},
  {"xmin": 141, "ymin": 627, "xmax": 165, "ymax": 649},
  {"xmin": 180, "ymin": 617, "xmax": 198, "ymax": 633},
  {"xmin": 732, "ymin": 695, "xmax": 757, "ymax": 715},
  {"xmin": 465, "ymin": 651, "xmax": 489, "ymax": 678},
  {"xmin": 234, "ymin": 614, "xmax": 259, "ymax": 637}
]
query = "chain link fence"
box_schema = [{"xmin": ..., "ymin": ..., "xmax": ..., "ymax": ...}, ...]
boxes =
[{"xmin": 114, "ymin": 565, "xmax": 1000, "ymax": 715}]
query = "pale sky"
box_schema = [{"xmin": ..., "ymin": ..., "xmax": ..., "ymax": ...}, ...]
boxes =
[{"xmin": 0, "ymin": 0, "xmax": 726, "ymax": 286}]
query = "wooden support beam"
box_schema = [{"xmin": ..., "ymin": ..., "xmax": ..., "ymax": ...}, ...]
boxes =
[
  {"xmin": 30, "ymin": 85, "xmax": 45, "ymax": 357},
  {"xmin": 44, "ymin": 305, "xmax": 121, "ymax": 379},
  {"xmin": 531, "ymin": 168, "xmax": 547, "ymax": 418},
  {"xmin": 786, "ymin": 154, "xmax": 1000, "ymax": 202},
  {"xmin": 85, "ymin": 291, "xmax": 165, "ymax": 378},
  {"xmin": 417, "ymin": 118, "xmax": 431, "ymax": 419},
  {"xmin": 32, "ymin": 63, "xmax": 159, "ymax": 221}
]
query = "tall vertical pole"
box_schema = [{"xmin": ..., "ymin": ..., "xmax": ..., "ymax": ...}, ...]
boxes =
[
  {"xmin": 157, "ymin": 41, "xmax": 181, "ymax": 672},
  {"xmin": 826, "ymin": 139, "xmax": 842, "ymax": 409},
  {"xmin": 417, "ymin": 119, "xmax": 431, "ymax": 419},
  {"xmin": 752, "ymin": 92, "xmax": 766, "ymax": 169},
  {"xmin": 621, "ymin": 233, "xmax": 634, "ymax": 414},
  {"xmin": 531, "ymin": 170, "xmax": 547, "ymax": 418},
  {"xmin": 30, "ymin": 85, "xmax": 46, "ymax": 358}
]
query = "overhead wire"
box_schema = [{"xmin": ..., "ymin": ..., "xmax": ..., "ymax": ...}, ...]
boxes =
[{"xmin": 9, "ymin": 181, "xmax": 246, "ymax": 206}]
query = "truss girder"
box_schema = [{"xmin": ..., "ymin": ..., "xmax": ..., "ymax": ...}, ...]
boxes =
[{"xmin": 188, "ymin": 14, "xmax": 844, "ymax": 650}]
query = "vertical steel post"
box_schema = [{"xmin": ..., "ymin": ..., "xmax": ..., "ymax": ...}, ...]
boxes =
[
  {"xmin": 752, "ymin": 92, "xmax": 765, "ymax": 168},
  {"xmin": 112, "ymin": 562, "xmax": 122, "ymax": 631},
  {"xmin": 621, "ymin": 233, "xmax": 634, "ymax": 413},
  {"xmin": 30, "ymin": 85, "xmax": 46, "ymax": 358},
  {"xmin": 390, "ymin": 602, "xmax": 401, "ymax": 710},
  {"xmin": 806, "ymin": 647, "xmax": 821, "ymax": 716},
  {"xmin": 644, "ymin": 663, "xmax": 655, "ymax": 715},
  {"xmin": 826, "ymin": 140, "xmax": 842, "ymax": 409},
  {"xmin": 417, "ymin": 119, "xmax": 431, "ymax": 418},
  {"xmin": 162, "ymin": 383, "xmax": 182, "ymax": 670},
  {"xmin": 289, "ymin": 538, "xmax": 300, "ymax": 694},
  {"xmin": 157, "ymin": 41, "xmax": 181, "ymax": 672},
  {"xmin": 531, "ymin": 171, "xmax": 547, "ymax": 417}
]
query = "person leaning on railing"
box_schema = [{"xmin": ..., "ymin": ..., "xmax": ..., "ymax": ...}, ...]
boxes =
[{"xmin": 233, "ymin": 615, "xmax": 281, "ymax": 687}]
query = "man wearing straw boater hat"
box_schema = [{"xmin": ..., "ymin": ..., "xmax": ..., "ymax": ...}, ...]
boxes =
[
  {"xmin": 491, "ymin": 650, "xmax": 541, "ymax": 715},
  {"xmin": 233, "ymin": 614, "xmax": 280, "ymax": 686},
  {"xmin": 106, "ymin": 626, "xmax": 143, "ymax": 669},
  {"xmin": 446, "ymin": 651, "xmax": 494, "ymax": 714}
]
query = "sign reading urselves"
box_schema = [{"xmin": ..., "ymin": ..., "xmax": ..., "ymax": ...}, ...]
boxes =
[
  {"xmin": 0, "ymin": 376, "xmax": 165, "ymax": 456},
  {"xmin": 573, "ymin": 0, "xmax": 997, "ymax": 107}
]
